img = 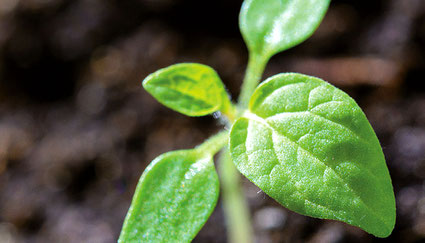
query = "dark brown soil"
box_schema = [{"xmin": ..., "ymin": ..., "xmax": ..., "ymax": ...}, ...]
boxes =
[{"xmin": 0, "ymin": 0, "xmax": 424, "ymax": 242}]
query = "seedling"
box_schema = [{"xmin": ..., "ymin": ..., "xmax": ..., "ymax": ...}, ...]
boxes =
[{"xmin": 119, "ymin": 0, "xmax": 396, "ymax": 242}]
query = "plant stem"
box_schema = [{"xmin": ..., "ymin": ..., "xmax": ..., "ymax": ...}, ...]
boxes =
[
  {"xmin": 219, "ymin": 149, "xmax": 253, "ymax": 243},
  {"xmin": 221, "ymin": 100, "xmax": 237, "ymax": 124},
  {"xmin": 196, "ymin": 131, "xmax": 254, "ymax": 243},
  {"xmin": 215, "ymin": 52, "xmax": 269, "ymax": 243},
  {"xmin": 238, "ymin": 53, "xmax": 269, "ymax": 108},
  {"xmin": 196, "ymin": 130, "xmax": 229, "ymax": 157}
]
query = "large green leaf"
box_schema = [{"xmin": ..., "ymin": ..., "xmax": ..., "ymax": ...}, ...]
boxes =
[
  {"xmin": 240, "ymin": 0, "xmax": 330, "ymax": 59},
  {"xmin": 143, "ymin": 63, "xmax": 232, "ymax": 117},
  {"xmin": 119, "ymin": 149, "xmax": 220, "ymax": 242},
  {"xmin": 229, "ymin": 73, "xmax": 395, "ymax": 237}
]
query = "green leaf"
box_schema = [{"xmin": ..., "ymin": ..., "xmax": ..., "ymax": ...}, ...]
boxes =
[
  {"xmin": 240, "ymin": 0, "xmax": 330, "ymax": 59},
  {"xmin": 143, "ymin": 63, "xmax": 233, "ymax": 117},
  {"xmin": 229, "ymin": 73, "xmax": 396, "ymax": 237},
  {"xmin": 119, "ymin": 149, "xmax": 220, "ymax": 242}
]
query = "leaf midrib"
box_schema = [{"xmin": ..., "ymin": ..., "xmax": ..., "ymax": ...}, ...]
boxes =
[
  {"xmin": 265, "ymin": 110, "xmax": 385, "ymax": 186},
  {"xmin": 148, "ymin": 84, "xmax": 219, "ymax": 112},
  {"xmin": 267, "ymin": 111, "xmax": 373, "ymax": 148},
  {"xmin": 150, "ymin": 83, "xmax": 218, "ymax": 102},
  {"xmin": 243, "ymin": 111, "xmax": 392, "ymax": 231}
]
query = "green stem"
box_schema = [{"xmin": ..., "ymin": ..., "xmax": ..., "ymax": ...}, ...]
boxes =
[
  {"xmin": 238, "ymin": 53, "xmax": 269, "ymax": 108},
  {"xmin": 197, "ymin": 130, "xmax": 254, "ymax": 243},
  {"xmin": 203, "ymin": 50, "xmax": 269, "ymax": 243},
  {"xmin": 215, "ymin": 52, "xmax": 269, "ymax": 243},
  {"xmin": 196, "ymin": 130, "xmax": 229, "ymax": 157},
  {"xmin": 220, "ymin": 99, "xmax": 237, "ymax": 124},
  {"xmin": 219, "ymin": 149, "xmax": 253, "ymax": 243}
]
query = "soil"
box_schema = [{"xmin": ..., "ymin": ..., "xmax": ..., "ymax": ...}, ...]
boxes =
[{"xmin": 0, "ymin": 0, "xmax": 425, "ymax": 242}]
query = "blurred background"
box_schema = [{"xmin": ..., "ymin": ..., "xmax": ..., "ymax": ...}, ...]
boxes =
[{"xmin": 0, "ymin": 0, "xmax": 424, "ymax": 242}]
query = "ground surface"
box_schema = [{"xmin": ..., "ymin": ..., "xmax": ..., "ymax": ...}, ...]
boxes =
[{"xmin": 0, "ymin": 0, "xmax": 425, "ymax": 242}]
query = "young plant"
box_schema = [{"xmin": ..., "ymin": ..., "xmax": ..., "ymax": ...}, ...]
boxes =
[{"xmin": 119, "ymin": 0, "xmax": 396, "ymax": 242}]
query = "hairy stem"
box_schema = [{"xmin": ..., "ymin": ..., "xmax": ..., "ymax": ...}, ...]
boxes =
[
  {"xmin": 219, "ymin": 90, "xmax": 238, "ymax": 124},
  {"xmin": 216, "ymin": 52, "xmax": 269, "ymax": 243},
  {"xmin": 196, "ymin": 130, "xmax": 254, "ymax": 243},
  {"xmin": 238, "ymin": 53, "xmax": 268, "ymax": 108},
  {"xmin": 219, "ymin": 149, "xmax": 253, "ymax": 243},
  {"xmin": 196, "ymin": 130, "xmax": 229, "ymax": 156}
]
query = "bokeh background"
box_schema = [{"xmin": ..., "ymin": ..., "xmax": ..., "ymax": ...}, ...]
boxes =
[{"xmin": 0, "ymin": 0, "xmax": 425, "ymax": 242}]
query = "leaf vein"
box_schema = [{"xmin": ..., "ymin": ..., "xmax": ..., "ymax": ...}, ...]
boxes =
[{"xmin": 244, "ymin": 113, "xmax": 391, "ymax": 230}]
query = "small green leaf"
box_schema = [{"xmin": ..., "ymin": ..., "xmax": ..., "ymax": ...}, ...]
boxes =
[
  {"xmin": 229, "ymin": 73, "xmax": 396, "ymax": 237},
  {"xmin": 119, "ymin": 149, "xmax": 220, "ymax": 242},
  {"xmin": 240, "ymin": 0, "xmax": 330, "ymax": 59},
  {"xmin": 143, "ymin": 63, "xmax": 232, "ymax": 117}
]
